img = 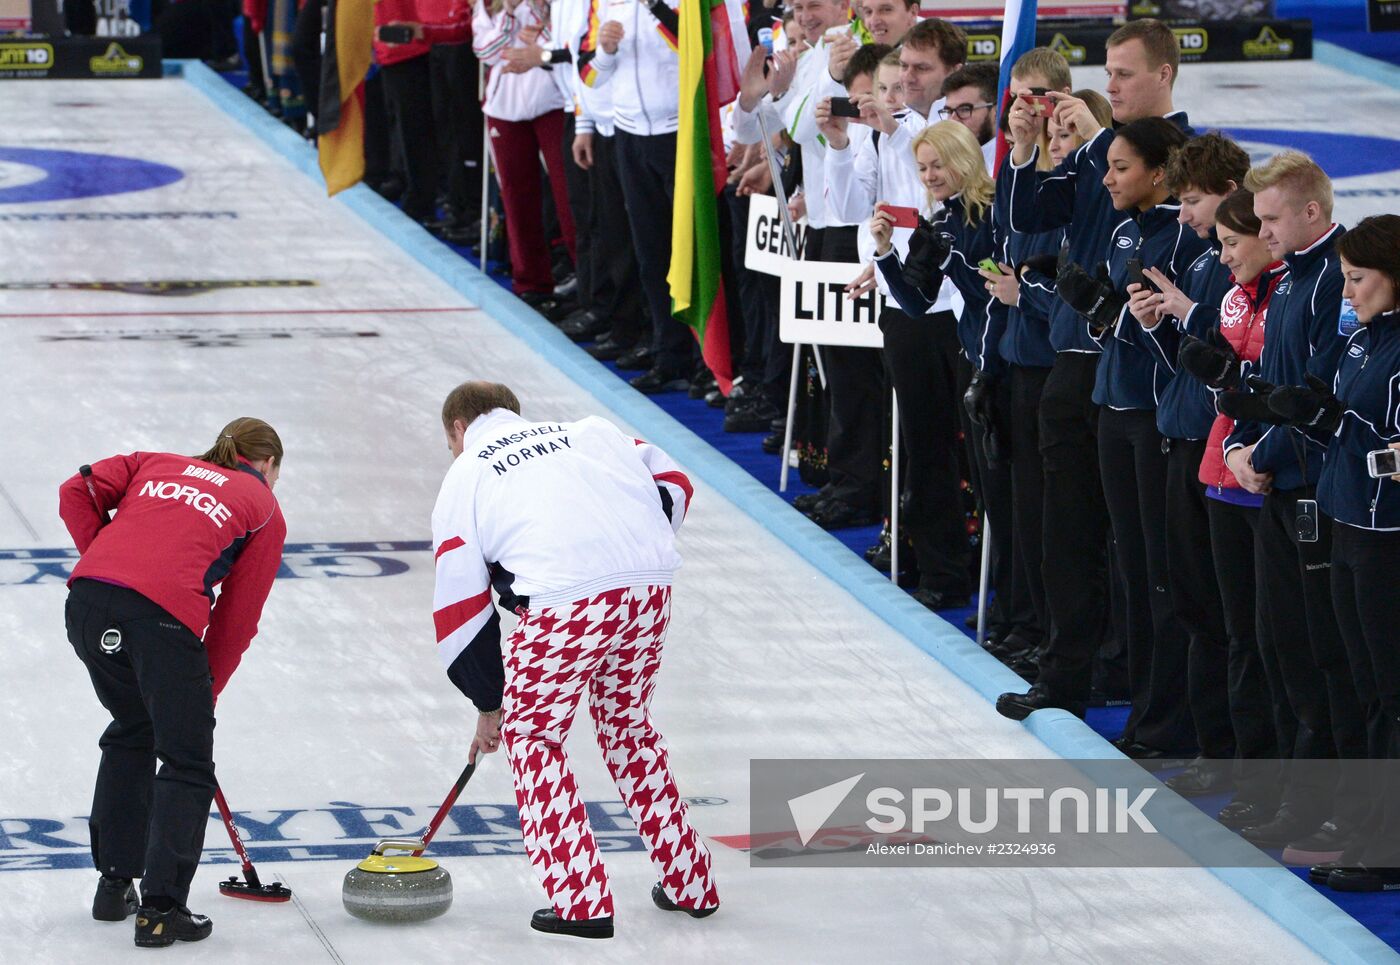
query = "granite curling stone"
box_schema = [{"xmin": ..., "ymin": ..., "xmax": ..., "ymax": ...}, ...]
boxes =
[{"xmin": 342, "ymin": 852, "xmax": 453, "ymax": 922}]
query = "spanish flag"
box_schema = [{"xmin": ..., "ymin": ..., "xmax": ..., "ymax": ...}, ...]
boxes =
[
  {"xmin": 317, "ymin": 0, "xmax": 373, "ymax": 195},
  {"xmin": 668, "ymin": 0, "xmax": 746, "ymax": 393}
]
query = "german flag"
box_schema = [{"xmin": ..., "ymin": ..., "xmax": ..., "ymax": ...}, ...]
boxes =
[{"xmin": 317, "ymin": 0, "xmax": 373, "ymax": 196}]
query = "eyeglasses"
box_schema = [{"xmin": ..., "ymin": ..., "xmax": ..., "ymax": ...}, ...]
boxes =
[{"xmin": 938, "ymin": 102, "xmax": 995, "ymax": 120}]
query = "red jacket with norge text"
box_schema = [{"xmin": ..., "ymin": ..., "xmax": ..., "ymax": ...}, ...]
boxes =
[{"xmin": 59, "ymin": 452, "xmax": 287, "ymax": 696}]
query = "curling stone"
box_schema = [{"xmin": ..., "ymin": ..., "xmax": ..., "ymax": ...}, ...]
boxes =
[{"xmin": 342, "ymin": 838, "xmax": 452, "ymax": 923}]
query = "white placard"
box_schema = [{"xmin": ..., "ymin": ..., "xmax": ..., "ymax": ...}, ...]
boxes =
[
  {"xmin": 779, "ymin": 259, "xmax": 887, "ymax": 348},
  {"xmin": 744, "ymin": 194, "xmax": 807, "ymax": 276}
]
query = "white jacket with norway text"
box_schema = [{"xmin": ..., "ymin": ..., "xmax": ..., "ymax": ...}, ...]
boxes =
[{"xmin": 431, "ymin": 408, "xmax": 692, "ymax": 710}]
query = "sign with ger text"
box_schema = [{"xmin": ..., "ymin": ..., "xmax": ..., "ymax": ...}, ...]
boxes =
[
  {"xmin": 779, "ymin": 259, "xmax": 886, "ymax": 349},
  {"xmin": 744, "ymin": 193, "xmax": 807, "ymax": 276}
]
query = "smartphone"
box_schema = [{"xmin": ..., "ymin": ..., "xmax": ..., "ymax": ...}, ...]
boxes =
[
  {"xmin": 1367, "ymin": 448, "xmax": 1400, "ymax": 479},
  {"xmin": 1019, "ymin": 87, "xmax": 1053, "ymax": 115},
  {"xmin": 977, "ymin": 258, "xmax": 1003, "ymax": 275},
  {"xmin": 377, "ymin": 24, "xmax": 415, "ymax": 43},
  {"xmin": 830, "ymin": 96, "xmax": 862, "ymax": 118},
  {"xmin": 877, "ymin": 204, "xmax": 920, "ymax": 229}
]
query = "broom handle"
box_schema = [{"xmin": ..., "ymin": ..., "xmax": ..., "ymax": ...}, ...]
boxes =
[
  {"xmin": 214, "ymin": 785, "xmax": 263, "ymax": 888},
  {"xmin": 413, "ymin": 760, "xmax": 476, "ymax": 857}
]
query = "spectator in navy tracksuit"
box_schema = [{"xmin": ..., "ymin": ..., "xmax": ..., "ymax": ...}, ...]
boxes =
[
  {"xmin": 58, "ymin": 419, "xmax": 287, "ymax": 947},
  {"xmin": 1176, "ymin": 188, "xmax": 1290, "ymax": 828},
  {"xmin": 1073, "ymin": 118, "xmax": 1208, "ymax": 758},
  {"xmin": 1268, "ymin": 216, "xmax": 1400, "ymax": 891},
  {"xmin": 1219, "ymin": 151, "xmax": 1366, "ymax": 863},
  {"xmin": 869, "ymin": 121, "xmax": 1007, "ymax": 403},
  {"xmin": 994, "ymin": 18, "xmax": 1194, "ymax": 724},
  {"xmin": 1122, "ymin": 133, "xmax": 1248, "ymax": 795},
  {"xmin": 972, "ymin": 46, "xmax": 1082, "ymax": 673},
  {"xmin": 870, "ymin": 123, "xmax": 1011, "ymax": 636}
]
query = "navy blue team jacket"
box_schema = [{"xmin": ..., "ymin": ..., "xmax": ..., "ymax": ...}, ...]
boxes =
[
  {"xmin": 1130, "ymin": 234, "xmax": 1235, "ymax": 439},
  {"xmin": 875, "ymin": 193, "xmax": 1008, "ymax": 375},
  {"xmin": 1094, "ymin": 203, "xmax": 1209, "ymax": 410},
  {"xmin": 1001, "ymin": 112, "xmax": 1194, "ymax": 354},
  {"xmin": 1224, "ymin": 223, "xmax": 1348, "ymax": 491},
  {"xmin": 1317, "ymin": 310, "xmax": 1400, "ymax": 530}
]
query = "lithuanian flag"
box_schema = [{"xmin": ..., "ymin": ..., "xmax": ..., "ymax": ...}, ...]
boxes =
[
  {"xmin": 668, "ymin": 0, "xmax": 745, "ymax": 393},
  {"xmin": 317, "ymin": 0, "xmax": 373, "ymax": 196}
]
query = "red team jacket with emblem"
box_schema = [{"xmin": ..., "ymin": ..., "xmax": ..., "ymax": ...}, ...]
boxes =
[
  {"xmin": 432, "ymin": 409, "xmax": 692, "ymax": 711},
  {"xmin": 1199, "ymin": 265, "xmax": 1284, "ymax": 496},
  {"xmin": 59, "ymin": 452, "xmax": 287, "ymax": 696}
]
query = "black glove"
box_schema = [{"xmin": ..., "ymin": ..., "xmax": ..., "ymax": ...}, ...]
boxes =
[
  {"xmin": 1268, "ymin": 374, "xmax": 1344, "ymax": 432},
  {"xmin": 1057, "ymin": 262, "xmax": 1125, "ymax": 335},
  {"xmin": 1217, "ymin": 376, "xmax": 1289, "ymax": 425},
  {"xmin": 902, "ymin": 218, "xmax": 953, "ymax": 295},
  {"xmin": 1178, "ymin": 327, "xmax": 1240, "ymax": 390},
  {"xmin": 1017, "ymin": 252, "xmax": 1060, "ymax": 281},
  {"xmin": 963, "ymin": 371, "xmax": 994, "ymax": 427}
]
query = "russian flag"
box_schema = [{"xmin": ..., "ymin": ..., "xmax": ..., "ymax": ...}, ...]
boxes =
[{"xmin": 994, "ymin": 0, "xmax": 1039, "ymax": 174}]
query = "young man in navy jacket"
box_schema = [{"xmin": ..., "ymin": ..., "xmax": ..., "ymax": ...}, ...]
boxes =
[{"xmin": 1218, "ymin": 152, "xmax": 1366, "ymax": 864}]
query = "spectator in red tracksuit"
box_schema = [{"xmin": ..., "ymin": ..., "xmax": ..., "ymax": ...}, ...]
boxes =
[
  {"xmin": 1177, "ymin": 188, "xmax": 1288, "ymax": 833},
  {"xmin": 58, "ymin": 418, "xmax": 287, "ymax": 948}
]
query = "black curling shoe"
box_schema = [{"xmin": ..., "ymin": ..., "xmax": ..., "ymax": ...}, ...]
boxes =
[
  {"xmin": 530, "ymin": 908, "xmax": 614, "ymax": 939},
  {"xmin": 652, "ymin": 883, "xmax": 718, "ymax": 918},
  {"xmin": 134, "ymin": 904, "xmax": 212, "ymax": 947},
  {"xmin": 92, "ymin": 876, "xmax": 138, "ymax": 921}
]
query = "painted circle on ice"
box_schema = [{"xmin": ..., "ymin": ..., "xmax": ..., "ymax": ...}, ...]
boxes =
[
  {"xmin": 1219, "ymin": 128, "xmax": 1400, "ymax": 180},
  {"xmin": 0, "ymin": 147, "xmax": 183, "ymax": 204}
]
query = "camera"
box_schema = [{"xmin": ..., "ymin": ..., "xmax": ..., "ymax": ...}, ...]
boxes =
[{"xmin": 1296, "ymin": 498, "xmax": 1319, "ymax": 543}]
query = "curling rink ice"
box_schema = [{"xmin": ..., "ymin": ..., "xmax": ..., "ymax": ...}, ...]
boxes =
[{"xmin": 2, "ymin": 54, "xmax": 1399, "ymax": 964}]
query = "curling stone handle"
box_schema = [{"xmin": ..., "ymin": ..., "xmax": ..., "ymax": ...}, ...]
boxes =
[{"xmin": 372, "ymin": 837, "xmax": 428, "ymax": 856}]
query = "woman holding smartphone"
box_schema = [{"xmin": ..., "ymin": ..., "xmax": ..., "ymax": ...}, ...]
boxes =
[
  {"xmin": 870, "ymin": 121, "xmax": 1010, "ymax": 630},
  {"xmin": 1060, "ymin": 117, "xmax": 1209, "ymax": 757},
  {"xmin": 1268, "ymin": 214, "xmax": 1400, "ymax": 892}
]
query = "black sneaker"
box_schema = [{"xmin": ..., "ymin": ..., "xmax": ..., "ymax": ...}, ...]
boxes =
[
  {"xmin": 864, "ymin": 525, "xmax": 891, "ymax": 564},
  {"xmin": 809, "ymin": 499, "xmax": 880, "ymax": 530},
  {"xmin": 1240, "ymin": 808, "xmax": 1318, "ymax": 848},
  {"xmin": 1282, "ymin": 820, "xmax": 1353, "ymax": 866},
  {"xmin": 587, "ymin": 334, "xmax": 636, "ymax": 361},
  {"xmin": 93, "ymin": 876, "xmax": 138, "ymax": 922},
  {"xmin": 630, "ymin": 367, "xmax": 691, "ymax": 394},
  {"xmin": 761, "ymin": 430, "xmax": 785, "ymax": 455},
  {"xmin": 724, "ymin": 400, "xmax": 780, "ymax": 433},
  {"xmin": 651, "ymin": 883, "xmax": 718, "ymax": 919},
  {"xmin": 616, "ymin": 345, "xmax": 655, "ymax": 371},
  {"xmin": 909, "ymin": 587, "xmax": 970, "ymax": 612},
  {"xmin": 134, "ymin": 904, "xmax": 212, "ymax": 947},
  {"xmin": 689, "ymin": 369, "xmax": 717, "ymax": 399},
  {"xmin": 529, "ymin": 908, "xmax": 614, "ymax": 939},
  {"xmin": 1164, "ymin": 758, "xmax": 1233, "ymax": 798},
  {"xmin": 793, "ymin": 492, "xmax": 829, "ymax": 513}
]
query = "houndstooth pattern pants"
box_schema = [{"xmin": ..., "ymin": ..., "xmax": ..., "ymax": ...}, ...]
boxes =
[{"xmin": 500, "ymin": 584, "xmax": 718, "ymax": 921}]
